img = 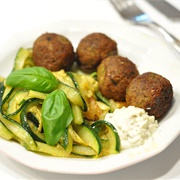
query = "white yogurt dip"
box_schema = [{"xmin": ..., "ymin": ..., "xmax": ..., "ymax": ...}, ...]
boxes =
[{"xmin": 105, "ymin": 106, "xmax": 158, "ymax": 150}]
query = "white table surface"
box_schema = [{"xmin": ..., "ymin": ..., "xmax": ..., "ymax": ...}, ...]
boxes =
[{"xmin": 0, "ymin": 0, "xmax": 180, "ymax": 179}]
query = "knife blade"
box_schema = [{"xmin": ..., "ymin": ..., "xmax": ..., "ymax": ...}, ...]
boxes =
[{"xmin": 147, "ymin": 0, "xmax": 180, "ymax": 21}]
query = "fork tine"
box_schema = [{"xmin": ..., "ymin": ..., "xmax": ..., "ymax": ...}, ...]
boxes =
[{"xmin": 110, "ymin": 0, "xmax": 144, "ymax": 20}]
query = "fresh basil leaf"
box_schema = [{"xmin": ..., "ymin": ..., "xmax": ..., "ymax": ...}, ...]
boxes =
[
  {"xmin": 6, "ymin": 67, "xmax": 58, "ymax": 93},
  {"xmin": 42, "ymin": 90, "xmax": 73, "ymax": 146}
]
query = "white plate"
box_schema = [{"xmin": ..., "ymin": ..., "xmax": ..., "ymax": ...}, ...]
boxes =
[{"xmin": 0, "ymin": 21, "xmax": 180, "ymax": 174}]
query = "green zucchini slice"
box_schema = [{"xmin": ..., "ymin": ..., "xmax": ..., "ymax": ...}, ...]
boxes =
[
  {"xmin": 6, "ymin": 89, "xmax": 29, "ymax": 115},
  {"xmin": 66, "ymin": 71, "xmax": 79, "ymax": 90},
  {"xmin": 74, "ymin": 124, "xmax": 101, "ymax": 155},
  {"xmin": 20, "ymin": 98, "xmax": 45, "ymax": 143},
  {"xmin": 12, "ymin": 47, "xmax": 34, "ymax": 71},
  {"xmin": 59, "ymin": 125, "xmax": 73, "ymax": 154},
  {"xmin": 71, "ymin": 103, "xmax": 83, "ymax": 125},
  {"xmin": 91, "ymin": 120, "xmax": 120, "ymax": 155},
  {"xmin": 0, "ymin": 83, "xmax": 37, "ymax": 150},
  {"xmin": 0, "ymin": 120, "xmax": 14, "ymax": 140},
  {"xmin": 57, "ymin": 81, "xmax": 87, "ymax": 111},
  {"xmin": 72, "ymin": 145, "xmax": 97, "ymax": 157},
  {"xmin": 95, "ymin": 91, "xmax": 113, "ymax": 112}
]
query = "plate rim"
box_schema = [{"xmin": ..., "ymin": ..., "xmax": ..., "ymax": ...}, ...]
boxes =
[{"xmin": 0, "ymin": 20, "xmax": 180, "ymax": 174}]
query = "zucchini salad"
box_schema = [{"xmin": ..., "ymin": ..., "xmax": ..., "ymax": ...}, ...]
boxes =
[{"xmin": 0, "ymin": 47, "xmax": 121, "ymax": 158}]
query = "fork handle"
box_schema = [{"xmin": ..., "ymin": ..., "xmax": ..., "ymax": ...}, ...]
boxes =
[{"xmin": 139, "ymin": 21, "xmax": 180, "ymax": 54}]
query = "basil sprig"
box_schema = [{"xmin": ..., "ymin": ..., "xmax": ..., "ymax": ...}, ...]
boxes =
[
  {"xmin": 42, "ymin": 90, "xmax": 73, "ymax": 146},
  {"xmin": 6, "ymin": 67, "xmax": 58, "ymax": 93}
]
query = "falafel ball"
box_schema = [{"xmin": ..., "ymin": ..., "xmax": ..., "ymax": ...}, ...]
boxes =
[
  {"xmin": 97, "ymin": 55, "xmax": 139, "ymax": 101},
  {"xmin": 32, "ymin": 33, "xmax": 75, "ymax": 71},
  {"xmin": 126, "ymin": 72, "xmax": 173, "ymax": 119},
  {"xmin": 76, "ymin": 32, "xmax": 118, "ymax": 72}
]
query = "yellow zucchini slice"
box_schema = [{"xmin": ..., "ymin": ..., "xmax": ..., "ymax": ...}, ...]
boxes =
[{"xmin": 35, "ymin": 141, "xmax": 70, "ymax": 157}]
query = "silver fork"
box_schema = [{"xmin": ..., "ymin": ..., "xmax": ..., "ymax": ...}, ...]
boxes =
[{"xmin": 111, "ymin": 0, "xmax": 180, "ymax": 54}]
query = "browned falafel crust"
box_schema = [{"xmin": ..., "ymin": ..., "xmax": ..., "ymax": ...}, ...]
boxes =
[
  {"xmin": 126, "ymin": 72, "xmax": 173, "ymax": 119},
  {"xmin": 97, "ymin": 55, "xmax": 139, "ymax": 102},
  {"xmin": 76, "ymin": 32, "xmax": 118, "ymax": 72},
  {"xmin": 32, "ymin": 33, "xmax": 75, "ymax": 71}
]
